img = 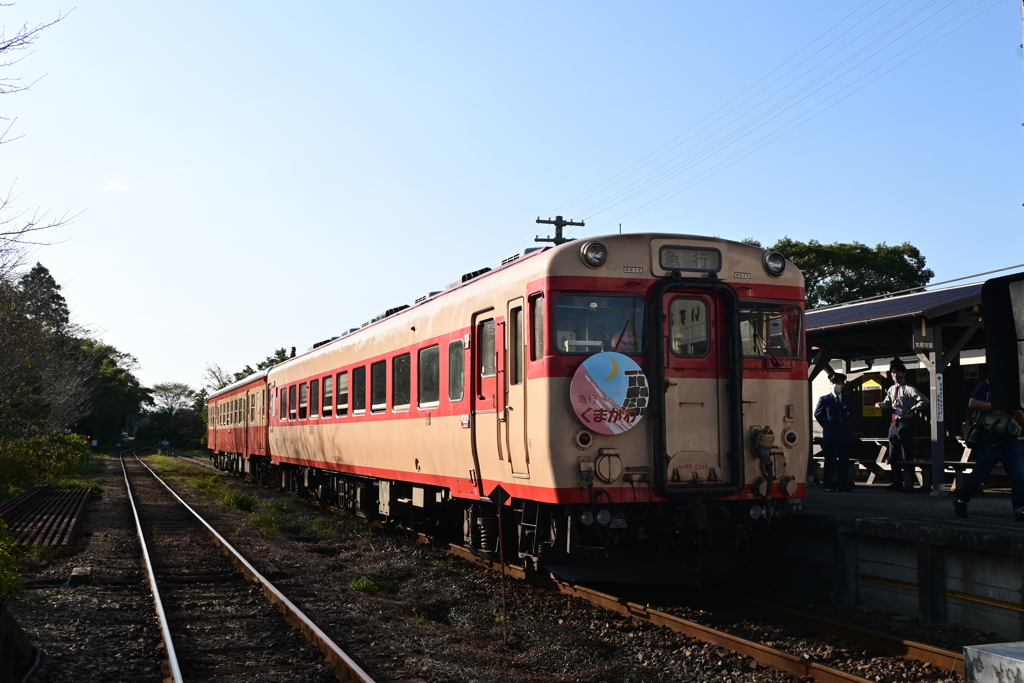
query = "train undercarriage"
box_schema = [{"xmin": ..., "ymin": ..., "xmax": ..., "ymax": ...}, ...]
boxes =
[{"xmin": 212, "ymin": 451, "xmax": 793, "ymax": 584}]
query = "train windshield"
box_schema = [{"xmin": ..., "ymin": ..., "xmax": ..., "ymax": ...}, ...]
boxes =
[
  {"xmin": 739, "ymin": 301, "xmax": 802, "ymax": 358},
  {"xmin": 554, "ymin": 294, "xmax": 647, "ymax": 355}
]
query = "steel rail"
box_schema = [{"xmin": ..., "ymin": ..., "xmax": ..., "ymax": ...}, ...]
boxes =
[
  {"xmin": 132, "ymin": 454, "xmax": 376, "ymax": 683},
  {"xmin": 705, "ymin": 590, "xmax": 964, "ymax": 675},
  {"xmin": 426, "ymin": 537, "xmax": 950, "ymax": 683},
  {"xmin": 120, "ymin": 449, "xmax": 184, "ymax": 683}
]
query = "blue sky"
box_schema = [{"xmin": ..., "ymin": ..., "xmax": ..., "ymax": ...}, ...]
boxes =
[{"xmin": 2, "ymin": 1, "xmax": 1021, "ymax": 389}]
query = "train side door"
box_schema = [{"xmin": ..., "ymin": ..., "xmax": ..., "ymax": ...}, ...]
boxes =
[
  {"xmin": 472, "ymin": 314, "xmax": 505, "ymax": 476},
  {"xmin": 661, "ymin": 293, "xmax": 727, "ymax": 485},
  {"xmin": 503, "ymin": 298, "xmax": 529, "ymax": 477}
]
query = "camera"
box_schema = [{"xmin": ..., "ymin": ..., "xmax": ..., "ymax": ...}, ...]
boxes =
[
  {"xmin": 966, "ymin": 423, "xmax": 982, "ymax": 449},
  {"xmin": 1009, "ymin": 421, "xmax": 1022, "ymax": 438}
]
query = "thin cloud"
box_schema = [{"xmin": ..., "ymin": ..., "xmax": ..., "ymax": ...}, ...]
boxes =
[{"xmin": 100, "ymin": 180, "xmax": 131, "ymax": 192}]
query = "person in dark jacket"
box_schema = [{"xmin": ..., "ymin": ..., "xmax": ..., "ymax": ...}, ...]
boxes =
[
  {"xmin": 952, "ymin": 380, "xmax": 1024, "ymax": 521},
  {"xmin": 814, "ymin": 372, "xmax": 855, "ymax": 492}
]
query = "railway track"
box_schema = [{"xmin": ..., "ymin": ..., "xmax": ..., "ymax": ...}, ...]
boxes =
[
  {"xmin": 120, "ymin": 450, "xmax": 374, "ymax": 683},
  {"xmin": 160, "ymin": 451, "xmax": 964, "ymax": 682},
  {"xmin": 431, "ymin": 539, "xmax": 963, "ymax": 682}
]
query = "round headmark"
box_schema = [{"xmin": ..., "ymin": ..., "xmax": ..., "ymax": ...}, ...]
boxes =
[{"xmin": 570, "ymin": 352, "xmax": 649, "ymax": 435}]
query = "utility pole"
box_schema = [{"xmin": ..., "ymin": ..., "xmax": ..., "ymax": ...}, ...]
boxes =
[{"xmin": 535, "ymin": 215, "xmax": 584, "ymax": 246}]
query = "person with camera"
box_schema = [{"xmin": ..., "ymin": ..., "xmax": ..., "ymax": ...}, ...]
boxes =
[
  {"xmin": 874, "ymin": 359, "xmax": 928, "ymax": 492},
  {"xmin": 814, "ymin": 372, "xmax": 855, "ymax": 492},
  {"xmin": 952, "ymin": 380, "xmax": 1024, "ymax": 520}
]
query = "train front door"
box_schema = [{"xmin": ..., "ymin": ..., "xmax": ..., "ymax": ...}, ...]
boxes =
[
  {"xmin": 471, "ymin": 314, "xmax": 504, "ymax": 481},
  {"xmin": 502, "ymin": 298, "xmax": 529, "ymax": 477},
  {"xmin": 661, "ymin": 292, "xmax": 728, "ymax": 486}
]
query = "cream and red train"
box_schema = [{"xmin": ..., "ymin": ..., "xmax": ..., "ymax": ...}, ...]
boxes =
[{"xmin": 208, "ymin": 233, "xmax": 808, "ymax": 582}]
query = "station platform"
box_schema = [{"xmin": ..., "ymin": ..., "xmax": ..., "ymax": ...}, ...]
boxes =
[{"xmin": 775, "ymin": 481, "xmax": 1024, "ymax": 641}]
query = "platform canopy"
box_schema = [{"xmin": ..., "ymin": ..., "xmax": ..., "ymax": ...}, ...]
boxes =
[
  {"xmin": 805, "ymin": 282, "xmax": 984, "ymax": 381},
  {"xmin": 805, "ymin": 282, "xmax": 986, "ymax": 494}
]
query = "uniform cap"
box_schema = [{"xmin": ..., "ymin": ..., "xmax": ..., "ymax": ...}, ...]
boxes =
[{"xmin": 828, "ymin": 373, "xmax": 847, "ymax": 384}]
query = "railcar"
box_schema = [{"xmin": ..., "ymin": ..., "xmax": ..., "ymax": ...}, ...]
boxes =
[{"xmin": 208, "ymin": 233, "xmax": 809, "ymax": 583}]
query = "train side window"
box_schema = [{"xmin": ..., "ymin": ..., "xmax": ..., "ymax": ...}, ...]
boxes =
[
  {"xmin": 371, "ymin": 361, "xmax": 387, "ymax": 413},
  {"xmin": 480, "ymin": 320, "xmax": 496, "ymax": 377},
  {"xmin": 288, "ymin": 385, "xmax": 297, "ymax": 420},
  {"xmin": 279, "ymin": 388, "xmax": 286, "ymax": 421},
  {"xmin": 393, "ymin": 353, "xmax": 411, "ymax": 410},
  {"xmin": 338, "ymin": 371, "xmax": 350, "ymax": 416},
  {"xmin": 418, "ymin": 345, "xmax": 440, "ymax": 408},
  {"xmin": 322, "ymin": 376, "xmax": 333, "ymax": 418},
  {"xmin": 449, "ymin": 340, "xmax": 465, "ymax": 402},
  {"xmin": 510, "ymin": 306, "xmax": 524, "ymax": 385},
  {"xmin": 352, "ymin": 367, "xmax": 365, "ymax": 414},
  {"xmin": 250, "ymin": 396, "xmax": 255, "ymax": 423},
  {"xmin": 530, "ymin": 294, "xmax": 544, "ymax": 360},
  {"xmin": 669, "ymin": 298, "xmax": 709, "ymax": 357},
  {"xmin": 299, "ymin": 383, "xmax": 309, "ymax": 420},
  {"xmin": 310, "ymin": 378, "xmax": 320, "ymax": 418}
]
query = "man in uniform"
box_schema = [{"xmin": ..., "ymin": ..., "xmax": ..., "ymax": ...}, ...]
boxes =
[
  {"xmin": 814, "ymin": 372, "xmax": 854, "ymax": 492},
  {"xmin": 875, "ymin": 359, "xmax": 928, "ymax": 492},
  {"xmin": 953, "ymin": 379, "xmax": 1024, "ymax": 520}
]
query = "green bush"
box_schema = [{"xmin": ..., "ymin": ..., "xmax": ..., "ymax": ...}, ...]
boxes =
[
  {"xmin": 227, "ymin": 492, "xmax": 256, "ymax": 512},
  {"xmin": 0, "ymin": 520, "xmax": 19, "ymax": 598},
  {"xmin": 195, "ymin": 475, "xmax": 223, "ymax": 493},
  {"xmin": 0, "ymin": 434, "xmax": 88, "ymax": 496},
  {"xmin": 348, "ymin": 576, "xmax": 379, "ymax": 595}
]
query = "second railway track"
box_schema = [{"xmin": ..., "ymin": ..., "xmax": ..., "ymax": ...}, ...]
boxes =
[{"xmin": 120, "ymin": 451, "xmax": 372, "ymax": 683}]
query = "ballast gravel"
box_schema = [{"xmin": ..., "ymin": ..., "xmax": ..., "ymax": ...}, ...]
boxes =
[{"xmin": 5, "ymin": 455, "xmax": 988, "ymax": 682}]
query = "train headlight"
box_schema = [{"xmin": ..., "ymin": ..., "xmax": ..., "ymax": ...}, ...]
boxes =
[
  {"xmin": 580, "ymin": 241, "xmax": 608, "ymax": 268},
  {"xmin": 749, "ymin": 504, "xmax": 763, "ymax": 520},
  {"xmin": 783, "ymin": 429, "xmax": 799, "ymax": 448},
  {"xmin": 596, "ymin": 509, "xmax": 612, "ymax": 526},
  {"xmin": 763, "ymin": 251, "xmax": 786, "ymax": 277},
  {"xmin": 580, "ymin": 509, "xmax": 595, "ymax": 526}
]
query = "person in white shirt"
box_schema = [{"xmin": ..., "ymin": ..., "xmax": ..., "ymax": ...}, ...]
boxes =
[{"xmin": 874, "ymin": 359, "xmax": 928, "ymax": 492}]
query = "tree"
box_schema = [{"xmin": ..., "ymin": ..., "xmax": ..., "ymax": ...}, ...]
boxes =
[
  {"xmin": 233, "ymin": 365, "xmax": 256, "ymax": 383},
  {"xmin": 150, "ymin": 382, "xmax": 198, "ymax": 415},
  {"xmin": 2, "ymin": 10, "xmax": 74, "ymax": 278},
  {"xmin": 202, "ymin": 363, "xmax": 233, "ymax": 392},
  {"xmin": 135, "ymin": 382, "xmax": 206, "ymax": 448},
  {"xmin": 765, "ymin": 238, "xmax": 933, "ymax": 309},
  {"xmin": 18, "ymin": 262, "xmax": 68, "ymax": 330},
  {"xmin": 0, "ymin": 263, "xmax": 95, "ymax": 444},
  {"xmin": 203, "ymin": 348, "xmax": 289, "ymax": 392},
  {"xmin": 257, "ymin": 348, "xmax": 288, "ymax": 370},
  {"xmin": 74, "ymin": 342, "xmax": 152, "ymax": 442}
]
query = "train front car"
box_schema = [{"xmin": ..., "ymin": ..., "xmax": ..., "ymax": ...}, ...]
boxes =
[
  {"xmin": 239, "ymin": 233, "xmax": 807, "ymax": 585},
  {"xmin": 535, "ymin": 234, "xmax": 808, "ymax": 582}
]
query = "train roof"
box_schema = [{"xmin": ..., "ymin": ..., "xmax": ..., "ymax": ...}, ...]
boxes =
[
  {"xmin": 207, "ymin": 368, "xmax": 271, "ymax": 400},
  {"xmin": 265, "ymin": 232, "xmax": 786, "ymax": 375}
]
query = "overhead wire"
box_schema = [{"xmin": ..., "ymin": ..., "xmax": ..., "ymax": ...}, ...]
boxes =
[
  {"xmin": 504, "ymin": 0, "xmax": 998, "ymax": 256},
  {"xmin": 495, "ymin": 0, "xmax": 885, "ymax": 260},
  {"xmin": 572, "ymin": 0, "xmax": 1001, "ymax": 239},
  {"xmin": 571, "ymin": 0, "xmax": 965, "ymax": 226},
  {"xmin": 568, "ymin": 0, "xmax": 950, "ymax": 222}
]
